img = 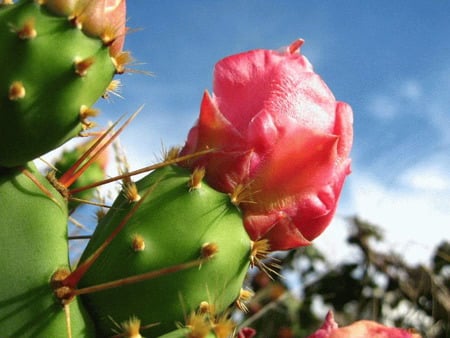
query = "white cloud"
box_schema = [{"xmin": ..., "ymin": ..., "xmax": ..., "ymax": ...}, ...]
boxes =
[
  {"xmin": 399, "ymin": 79, "xmax": 423, "ymax": 101},
  {"xmin": 401, "ymin": 162, "xmax": 450, "ymax": 192},
  {"xmin": 348, "ymin": 172, "xmax": 448, "ymax": 264},
  {"xmin": 368, "ymin": 94, "xmax": 399, "ymax": 120},
  {"xmin": 367, "ymin": 78, "xmax": 425, "ymax": 121}
]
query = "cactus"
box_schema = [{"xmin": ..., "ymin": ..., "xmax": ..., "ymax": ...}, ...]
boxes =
[
  {"xmin": 0, "ymin": 2, "xmax": 356, "ymax": 338},
  {"xmin": 0, "ymin": 0, "xmax": 127, "ymax": 167},
  {"xmin": 0, "ymin": 163, "xmax": 95, "ymax": 337},
  {"xmin": 74, "ymin": 164, "xmax": 253, "ymax": 336}
]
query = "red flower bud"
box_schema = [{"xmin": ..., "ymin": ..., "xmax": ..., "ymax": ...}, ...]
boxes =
[
  {"xmin": 181, "ymin": 40, "xmax": 353, "ymax": 250},
  {"xmin": 45, "ymin": 0, "xmax": 126, "ymax": 56},
  {"xmin": 308, "ymin": 311, "xmax": 422, "ymax": 338}
]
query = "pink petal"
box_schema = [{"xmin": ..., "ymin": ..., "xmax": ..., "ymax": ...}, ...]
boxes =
[
  {"xmin": 307, "ymin": 311, "xmax": 338, "ymax": 338},
  {"xmin": 213, "ymin": 48, "xmax": 315, "ymax": 130},
  {"xmin": 308, "ymin": 311, "xmax": 422, "ymax": 338}
]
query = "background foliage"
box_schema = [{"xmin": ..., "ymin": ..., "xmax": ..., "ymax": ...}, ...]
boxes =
[{"xmin": 236, "ymin": 217, "xmax": 450, "ymax": 338}]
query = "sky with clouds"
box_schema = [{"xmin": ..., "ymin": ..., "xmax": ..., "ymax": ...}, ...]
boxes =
[{"xmin": 65, "ymin": 1, "xmax": 450, "ymax": 264}]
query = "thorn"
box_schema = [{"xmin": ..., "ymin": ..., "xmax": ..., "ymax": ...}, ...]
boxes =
[
  {"xmin": 71, "ymin": 255, "xmax": 207, "ymax": 297},
  {"xmin": 212, "ymin": 313, "xmax": 235, "ymax": 338},
  {"xmin": 100, "ymin": 25, "xmax": 118, "ymax": 47},
  {"xmin": 185, "ymin": 312, "xmax": 211, "ymax": 337},
  {"xmin": 38, "ymin": 156, "xmax": 59, "ymax": 171},
  {"xmin": 102, "ymin": 79, "xmax": 123, "ymax": 99},
  {"xmin": 69, "ymin": 216, "xmax": 88, "ymax": 230},
  {"xmin": 80, "ymin": 120, "xmax": 96, "ymax": 131},
  {"xmin": 61, "ymin": 122, "xmax": 121, "ymax": 186},
  {"xmin": 109, "ymin": 315, "xmax": 159, "ymax": 338},
  {"xmin": 96, "ymin": 206, "xmax": 107, "ymax": 221},
  {"xmin": 77, "ymin": 130, "xmax": 103, "ymax": 137},
  {"xmin": 79, "ymin": 105, "xmax": 99, "ymax": 128},
  {"xmin": 122, "ymin": 181, "xmax": 141, "ymax": 202},
  {"xmin": 46, "ymin": 170, "xmax": 69, "ymax": 200},
  {"xmin": 201, "ymin": 242, "xmax": 218, "ymax": 260},
  {"xmin": 68, "ymin": 235, "xmax": 92, "ymax": 240},
  {"xmin": 8, "ymin": 81, "xmax": 26, "ymax": 100},
  {"xmin": 15, "ymin": 19, "xmax": 37, "ymax": 39},
  {"xmin": 131, "ymin": 234, "xmax": 145, "ymax": 252},
  {"xmin": 229, "ymin": 182, "xmax": 257, "ymax": 206},
  {"xmin": 100, "ymin": 27, "xmax": 116, "ymax": 47},
  {"xmin": 21, "ymin": 168, "xmax": 62, "ymax": 207},
  {"xmin": 69, "ymin": 147, "xmax": 216, "ymax": 195},
  {"xmin": 60, "ymin": 110, "xmax": 134, "ymax": 189},
  {"xmin": 198, "ymin": 301, "xmax": 213, "ymax": 314},
  {"xmin": 162, "ymin": 145, "xmax": 181, "ymax": 162},
  {"xmin": 250, "ymin": 239, "xmax": 270, "ymax": 268},
  {"xmin": 74, "ymin": 57, "xmax": 95, "ymax": 76},
  {"xmin": 112, "ymin": 51, "xmax": 133, "ymax": 74},
  {"xmin": 65, "ymin": 107, "xmax": 142, "ymax": 191},
  {"xmin": 51, "ymin": 268, "xmax": 75, "ymax": 305},
  {"xmin": 188, "ymin": 167, "xmax": 205, "ymax": 191},
  {"xmin": 114, "ymin": 138, "xmax": 141, "ymax": 203},
  {"xmin": 236, "ymin": 289, "xmax": 254, "ymax": 313},
  {"xmin": 79, "ymin": 107, "xmax": 101, "ymax": 119},
  {"xmin": 113, "ymin": 136, "xmax": 142, "ymax": 203},
  {"xmin": 250, "ymin": 239, "xmax": 281, "ymax": 279},
  {"xmin": 117, "ymin": 316, "xmax": 142, "ymax": 338},
  {"xmin": 68, "ymin": 196, "xmax": 112, "ymax": 208},
  {"xmin": 64, "ymin": 303, "xmax": 73, "ymax": 338}
]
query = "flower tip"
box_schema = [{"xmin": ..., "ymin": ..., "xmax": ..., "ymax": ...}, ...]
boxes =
[{"xmin": 288, "ymin": 38, "xmax": 305, "ymax": 54}]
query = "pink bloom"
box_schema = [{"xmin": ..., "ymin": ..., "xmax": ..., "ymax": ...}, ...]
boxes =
[
  {"xmin": 238, "ymin": 327, "xmax": 257, "ymax": 338},
  {"xmin": 181, "ymin": 40, "xmax": 353, "ymax": 250},
  {"xmin": 308, "ymin": 311, "xmax": 422, "ymax": 338},
  {"xmin": 45, "ymin": 0, "xmax": 127, "ymax": 56}
]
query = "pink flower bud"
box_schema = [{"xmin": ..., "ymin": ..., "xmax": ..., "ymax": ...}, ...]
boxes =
[
  {"xmin": 45, "ymin": 0, "xmax": 127, "ymax": 56},
  {"xmin": 181, "ymin": 40, "xmax": 353, "ymax": 250},
  {"xmin": 308, "ymin": 311, "xmax": 422, "ymax": 338},
  {"xmin": 238, "ymin": 327, "xmax": 257, "ymax": 338}
]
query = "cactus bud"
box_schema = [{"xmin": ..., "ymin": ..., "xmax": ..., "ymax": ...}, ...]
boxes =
[{"xmin": 45, "ymin": 0, "xmax": 127, "ymax": 56}]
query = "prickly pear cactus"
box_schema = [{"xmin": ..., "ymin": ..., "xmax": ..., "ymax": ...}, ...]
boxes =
[
  {"xmin": 1, "ymin": 2, "xmax": 267, "ymax": 337},
  {"xmin": 0, "ymin": 163, "xmax": 95, "ymax": 337},
  {"xmin": 0, "ymin": 0, "xmax": 125, "ymax": 167},
  {"xmin": 77, "ymin": 164, "xmax": 252, "ymax": 336}
]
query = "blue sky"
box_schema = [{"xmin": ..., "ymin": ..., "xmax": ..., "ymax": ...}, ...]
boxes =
[{"xmin": 59, "ymin": 1, "xmax": 450, "ymax": 264}]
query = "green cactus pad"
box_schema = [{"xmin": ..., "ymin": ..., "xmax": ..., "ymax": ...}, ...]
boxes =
[
  {"xmin": 0, "ymin": 163, "xmax": 95, "ymax": 337},
  {"xmin": 0, "ymin": 0, "xmax": 116, "ymax": 167},
  {"xmin": 78, "ymin": 165, "xmax": 251, "ymax": 337}
]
